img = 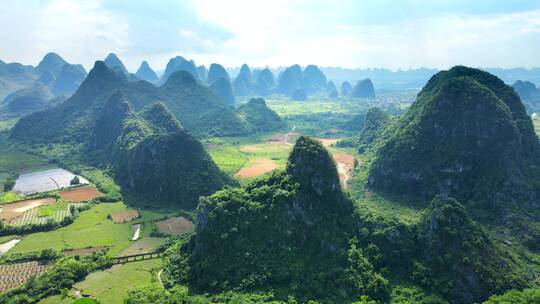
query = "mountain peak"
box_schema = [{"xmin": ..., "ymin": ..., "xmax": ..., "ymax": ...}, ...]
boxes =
[
  {"xmin": 36, "ymin": 52, "xmax": 67, "ymax": 75},
  {"xmin": 162, "ymin": 56, "xmax": 198, "ymax": 82},
  {"xmin": 350, "ymin": 78, "xmax": 375, "ymax": 98},
  {"xmin": 135, "ymin": 60, "xmax": 158, "ymax": 82},
  {"xmin": 139, "ymin": 101, "xmax": 183, "ymax": 133},
  {"xmin": 207, "ymin": 63, "xmax": 229, "ymax": 83},
  {"xmin": 286, "ymin": 136, "xmax": 341, "ymax": 197},
  {"xmin": 367, "ymin": 66, "xmax": 540, "ymax": 207},
  {"xmin": 238, "ymin": 63, "xmax": 253, "ymax": 81},
  {"xmin": 104, "ymin": 53, "xmax": 128, "ymax": 73},
  {"xmin": 164, "ymin": 70, "xmax": 197, "ymax": 87}
]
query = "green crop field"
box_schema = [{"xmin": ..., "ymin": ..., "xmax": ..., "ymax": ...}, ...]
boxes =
[
  {"xmin": 74, "ymin": 259, "xmax": 162, "ymax": 304},
  {"xmin": 205, "ymin": 134, "xmax": 293, "ymax": 176},
  {"xmin": 8, "ymin": 202, "xmax": 168, "ymax": 256},
  {"xmin": 265, "ymin": 99, "xmax": 365, "ymax": 116}
]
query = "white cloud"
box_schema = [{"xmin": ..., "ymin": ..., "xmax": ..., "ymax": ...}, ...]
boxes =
[
  {"xmin": 191, "ymin": 1, "xmax": 540, "ymax": 69},
  {"xmin": 0, "ymin": 0, "xmax": 539, "ymax": 70},
  {"xmin": 0, "ymin": 0, "xmax": 129, "ymax": 69}
]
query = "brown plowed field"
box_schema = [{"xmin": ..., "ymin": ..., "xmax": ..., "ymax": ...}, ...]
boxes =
[
  {"xmin": 157, "ymin": 217, "xmax": 195, "ymax": 235},
  {"xmin": 0, "ymin": 197, "xmax": 55, "ymax": 224},
  {"xmin": 59, "ymin": 186, "xmax": 102, "ymax": 202},
  {"xmin": 110, "ymin": 210, "xmax": 139, "ymax": 223},
  {"xmin": 315, "ymin": 138, "xmax": 338, "ymax": 147},
  {"xmin": 234, "ymin": 158, "xmax": 277, "ymax": 178}
]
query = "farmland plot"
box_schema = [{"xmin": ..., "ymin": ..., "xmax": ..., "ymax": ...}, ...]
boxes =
[
  {"xmin": 9, "ymin": 202, "xmax": 85, "ymax": 226},
  {"xmin": 0, "ymin": 261, "xmax": 51, "ymax": 292}
]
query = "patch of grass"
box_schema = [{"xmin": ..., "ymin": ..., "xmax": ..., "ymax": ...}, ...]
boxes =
[
  {"xmin": 206, "ymin": 136, "xmax": 292, "ymax": 179},
  {"xmin": 37, "ymin": 295, "xmax": 74, "ymax": 304},
  {"xmin": 37, "ymin": 200, "xmax": 68, "ymax": 217},
  {"xmin": 0, "ymin": 191, "xmax": 22, "ymax": 203},
  {"xmin": 534, "ymin": 116, "xmax": 539, "ymax": 137},
  {"xmin": 74, "ymin": 259, "xmax": 162, "ymax": 304},
  {"xmin": 80, "ymin": 168, "xmax": 121, "ymax": 199},
  {"xmin": 0, "ymin": 118, "xmax": 18, "ymax": 131},
  {"xmin": 0, "ymin": 235, "xmax": 19, "ymax": 243},
  {"xmin": 72, "ymin": 299, "xmax": 98, "ymax": 304},
  {"xmin": 207, "ymin": 145, "xmax": 249, "ymax": 175},
  {"xmin": 0, "ymin": 143, "xmax": 52, "ymax": 190},
  {"xmin": 348, "ymin": 154, "xmax": 423, "ymax": 224}
]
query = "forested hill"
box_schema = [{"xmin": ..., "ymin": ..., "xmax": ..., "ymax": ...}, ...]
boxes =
[
  {"xmin": 10, "ymin": 61, "xmax": 285, "ymax": 141},
  {"xmin": 367, "ymin": 66, "xmax": 540, "ymax": 209}
]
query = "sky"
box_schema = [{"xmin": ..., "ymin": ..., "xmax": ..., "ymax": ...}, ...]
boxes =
[{"xmin": 1, "ymin": 0, "xmax": 540, "ymax": 72}]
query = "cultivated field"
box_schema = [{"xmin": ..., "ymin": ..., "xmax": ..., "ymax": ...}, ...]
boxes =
[
  {"xmin": 11, "ymin": 202, "xmax": 85, "ymax": 227},
  {"xmin": 0, "ymin": 197, "xmax": 55, "ymax": 223},
  {"xmin": 8, "ymin": 203, "xmax": 168, "ymax": 256},
  {"xmin": 0, "ymin": 261, "xmax": 51, "ymax": 292},
  {"xmin": 157, "ymin": 217, "xmax": 194, "ymax": 235},
  {"xmin": 111, "ymin": 210, "xmax": 139, "ymax": 223},
  {"xmin": 206, "ymin": 134, "xmax": 292, "ymax": 177},
  {"xmin": 59, "ymin": 186, "xmax": 102, "ymax": 202},
  {"xmin": 120, "ymin": 237, "xmax": 165, "ymax": 256},
  {"xmin": 73, "ymin": 259, "xmax": 162, "ymax": 304},
  {"xmin": 235, "ymin": 158, "xmax": 277, "ymax": 179},
  {"xmin": 315, "ymin": 138, "xmax": 339, "ymax": 147},
  {"xmin": 63, "ymin": 246, "xmax": 107, "ymax": 257}
]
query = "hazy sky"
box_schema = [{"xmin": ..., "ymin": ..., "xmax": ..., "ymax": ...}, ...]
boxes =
[{"xmin": 1, "ymin": 0, "xmax": 540, "ymax": 71}]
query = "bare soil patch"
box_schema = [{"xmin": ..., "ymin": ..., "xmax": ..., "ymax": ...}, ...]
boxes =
[
  {"xmin": 235, "ymin": 158, "xmax": 277, "ymax": 178},
  {"xmin": 333, "ymin": 153, "xmax": 356, "ymax": 188},
  {"xmin": 63, "ymin": 246, "xmax": 107, "ymax": 256},
  {"xmin": 315, "ymin": 138, "xmax": 339, "ymax": 147},
  {"xmin": 157, "ymin": 217, "xmax": 195, "ymax": 235},
  {"xmin": 110, "ymin": 210, "xmax": 139, "ymax": 223},
  {"xmin": 59, "ymin": 186, "xmax": 102, "ymax": 202},
  {"xmin": 239, "ymin": 145, "xmax": 262, "ymax": 152},
  {"xmin": 0, "ymin": 197, "xmax": 55, "ymax": 224}
]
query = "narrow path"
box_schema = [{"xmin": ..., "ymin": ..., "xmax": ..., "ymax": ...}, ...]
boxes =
[
  {"xmin": 282, "ymin": 125, "xmax": 296, "ymax": 145},
  {"xmin": 157, "ymin": 269, "xmax": 164, "ymax": 288}
]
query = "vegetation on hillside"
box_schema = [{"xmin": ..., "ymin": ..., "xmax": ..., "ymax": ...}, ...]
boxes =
[
  {"xmin": 368, "ymin": 66, "xmax": 540, "ymax": 208},
  {"xmin": 164, "ymin": 137, "xmax": 390, "ymax": 303}
]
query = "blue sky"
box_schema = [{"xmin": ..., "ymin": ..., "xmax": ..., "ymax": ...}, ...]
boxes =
[{"xmin": 1, "ymin": 0, "xmax": 539, "ymax": 71}]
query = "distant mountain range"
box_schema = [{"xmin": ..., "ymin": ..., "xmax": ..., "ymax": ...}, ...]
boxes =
[
  {"xmin": 3, "ymin": 52, "xmax": 540, "ymax": 120},
  {"xmin": 0, "ymin": 52, "xmax": 86, "ymax": 118}
]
